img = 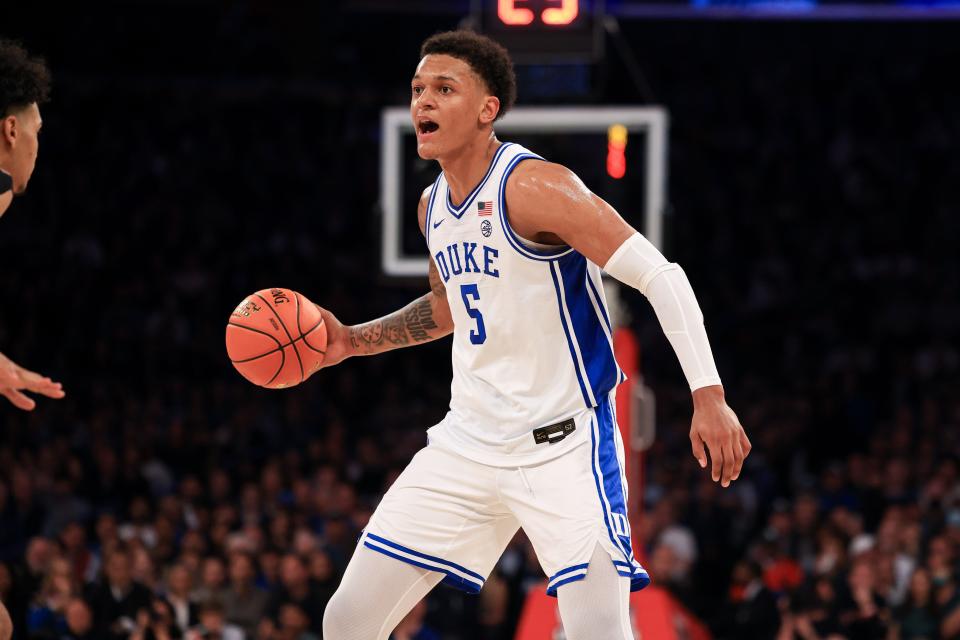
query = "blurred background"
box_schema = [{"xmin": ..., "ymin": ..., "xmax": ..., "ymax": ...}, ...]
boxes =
[{"xmin": 1, "ymin": 1, "xmax": 959, "ymax": 638}]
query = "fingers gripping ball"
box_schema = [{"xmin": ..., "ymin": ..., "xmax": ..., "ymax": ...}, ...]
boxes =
[{"xmin": 226, "ymin": 288, "xmax": 327, "ymax": 388}]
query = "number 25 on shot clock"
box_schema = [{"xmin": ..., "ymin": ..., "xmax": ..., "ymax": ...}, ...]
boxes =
[{"xmin": 497, "ymin": 0, "xmax": 580, "ymax": 26}]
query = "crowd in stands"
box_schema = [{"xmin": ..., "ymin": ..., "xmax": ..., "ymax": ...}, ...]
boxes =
[{"xmin": 1, "ymin": 11, "xmax": 958, "ymax": 640}]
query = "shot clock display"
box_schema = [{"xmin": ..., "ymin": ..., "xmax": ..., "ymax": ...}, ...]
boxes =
[
  {"xmin": 497, "ymin": 0, "xmax": 581, "ymax": 25},
  {"xmin": 476, "ymin": 0, "xmax": 604, "ymax": 62}
]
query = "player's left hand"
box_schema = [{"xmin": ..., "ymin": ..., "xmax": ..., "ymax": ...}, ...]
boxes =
[
  {"xmin": 0, "ymin": 351, "xmax": 66, "ymax": 411},
  {"xmin": 689, "ymin": 385, "xmax": 750, "ymax": 488}
]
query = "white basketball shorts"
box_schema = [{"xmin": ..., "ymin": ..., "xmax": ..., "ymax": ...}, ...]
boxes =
[{"xmin": 360, "ymin": 393, "xmax": 650, "ymax": 596}]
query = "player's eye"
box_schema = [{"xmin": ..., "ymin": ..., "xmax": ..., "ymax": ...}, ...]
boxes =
[
  {"xmin": 440, "ymin": 86, "xmax": 453, "ymax": 94},
  {"xmin": 412, "ymin": 86, "xmax": 424, "ymax": 95}
]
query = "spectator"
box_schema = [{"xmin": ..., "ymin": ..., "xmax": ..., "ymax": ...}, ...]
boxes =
[
  {"xmin": 58, "ymin": 523, "xmax": 94, "ymax": 588},
  {"xmin": 222, "ymin": 553, "xmax": 267, "ymax": 639},
  {"xmin": 192, "ymin": 557, "xmax": 228, "ymax": 605},
  {"xmin": 792, "ymin": 576, "xmax": 844, "ymax": 639},
  {"xmin": 894, "ymin": 568, "xmax": 939, "ymax": 640},
  {"xmin": 725, "ymin": 559, "xmax": 780, "ymax": 638},
  {"xmin": 60, "ymin": 598, "xmax": 95, "ymax": 640},
  {"xmin": 837, "ymin": 558, "xmax": 891, "ymax": 639},
  {"xmin": 186, "ymin": 600, "xmax": 243, "ymax": 640},
  {"xmin": 132, "ymin": 546, "xmax": 160, "ymax": 593},
  {"xmin": 276, "ymin": 604, "xmax": 319, "ymax": 640},
  {"xmin": 265, "ymin": 555, "xmax": 326, "ymax": 635},
  {"xmin": 15, "ymin": 538, "xmax": 56, "ymax": 613},
  {"xmin": 92, "ymin": 513, "xmax": 120, "ymax": 572},
  {"xmin": 130, "ymin": 598, "xmax": 182, "ymax": 640},
  {"xmin": 164, "ymin": 563, "xmax": 198, "ymax": 634},
  {"xmin": 26, "ymin": 571, "xmax": 74, "ymax": 639},
  {"xmin": 87, "ymin": 547, "xmax": 153, "ymax": 640},
  {"xmin": 256, "ymin": 551, "xmax": 281, "ymax": 593}
]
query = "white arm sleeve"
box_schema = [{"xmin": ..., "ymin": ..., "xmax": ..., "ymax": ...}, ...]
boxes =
[{"xmin": 603, "ymin": 233, "xmax": 723, "ymax": 391}]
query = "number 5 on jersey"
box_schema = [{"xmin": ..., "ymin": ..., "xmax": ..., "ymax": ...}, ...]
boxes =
[{"xmin": 459, "ymin": 284, "xmax": 486, "ymax": 345}]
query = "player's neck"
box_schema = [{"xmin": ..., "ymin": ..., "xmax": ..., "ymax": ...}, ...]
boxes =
[{"xmin": 440, "ymin": 134, "xmax": 501, "ymax": 206}]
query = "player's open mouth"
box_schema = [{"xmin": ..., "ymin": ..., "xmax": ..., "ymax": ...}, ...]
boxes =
[{"xmin": 418, "ymin": 119, "xmax": 440, "ymax": 137}]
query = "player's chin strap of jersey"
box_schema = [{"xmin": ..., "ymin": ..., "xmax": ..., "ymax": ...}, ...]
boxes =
[
  {"xmin": 604, "ymin": 233, "xmax": 723, "ymax": 392},
  {"xmin": 0, "ymin": 170, "xmax": 11, "ymax": 195}
]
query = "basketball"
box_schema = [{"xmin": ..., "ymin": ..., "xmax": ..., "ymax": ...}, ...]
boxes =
[{"xmin": 225, "ymin": 288, "xmax": 327, "ymax": 388}]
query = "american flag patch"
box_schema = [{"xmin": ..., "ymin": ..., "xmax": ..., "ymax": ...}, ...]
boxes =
[{"xmin": 477, "ymin": 201, "xmax": 492, "ymax": 216}]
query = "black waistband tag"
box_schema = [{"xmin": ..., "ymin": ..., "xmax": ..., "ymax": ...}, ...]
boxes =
[{"xmin": 532, "ymin": 418, "xmax": 576, "ymax": 445}]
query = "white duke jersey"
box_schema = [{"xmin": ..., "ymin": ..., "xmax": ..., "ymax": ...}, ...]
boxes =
[{"xmin": 424, "ymin": 142, "xmax": 625, "ymax": 467}]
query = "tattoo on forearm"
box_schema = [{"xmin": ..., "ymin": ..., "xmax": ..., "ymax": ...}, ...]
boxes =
[
  {"xmin": 404, "ymin": 298, "xmax": 439, "ymax": 343},
  {"xmin": 349, "ymin": 296, "xmax": 440, "ymax": 354},
  {"xmin": 361, "ymin": 323, "xmax": 383, "ymax": 345},
  {"xmin": 383, "ymin": 314, "xmax": 409, "ymax": 346},
  {"xmin": 350, "ymin": 323, "xmax": 382, "ymax": 351},
  {"xmin": 348, "ymin": 312, "xmax": 411, "ymax": 352},
  {"xmin": 349, "ymin": 327, "xmax": 368, "ymax": 350}
]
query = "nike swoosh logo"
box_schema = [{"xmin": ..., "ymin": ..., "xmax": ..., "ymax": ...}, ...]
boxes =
[{"xmin": 432, "ymin": 219, "xmax": 445, "ymax": 229}]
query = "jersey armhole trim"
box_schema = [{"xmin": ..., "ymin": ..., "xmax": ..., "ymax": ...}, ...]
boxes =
[
  {"xmin": 498, "ymin": 154, "xmax": 577, "ymax": 262},
  {"xmin": 424, "ymin": 174, "xmax": 442, "ymax": 248}
]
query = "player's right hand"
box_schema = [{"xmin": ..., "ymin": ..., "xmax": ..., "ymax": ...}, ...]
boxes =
[
  {"xmin": 313, "ymin": 306, "xmax": 352, "ymax": 371},
  {"xmin": 0, "ymin": 352, "xmax": 66, "ymax": 411}
]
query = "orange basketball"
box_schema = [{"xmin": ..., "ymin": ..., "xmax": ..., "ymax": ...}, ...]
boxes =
[{"xmin": 225, "ymin": 288, "xmax": 327, "ymax": 388}]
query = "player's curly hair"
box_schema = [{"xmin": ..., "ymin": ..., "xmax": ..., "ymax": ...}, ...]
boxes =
[
  {"xmin": 420, "ymin": 30, "xmax": 516, "ymax": 121},
  {"xmin": 0, "ymin": 39, "xmax": 51, "ymax": 117}
]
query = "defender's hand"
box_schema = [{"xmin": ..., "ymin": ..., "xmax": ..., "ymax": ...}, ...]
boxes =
[
  {"xmin": 0, "ymin": 191, "xmax": 11, "ymax": 219},
  {"xmin": 313, "ymin": 307, "xmax": 352, "ymax": 371},
  {"xmin": 0, "ymin": 169, "xmax": 12, "ymax": 219},
  {"xmin": 689, "ymin": 386, "xmax": 750, "ymax": 487},
  {"xmin": 0, "ymin": 352, "xmax": 66, "ymax": 411}
]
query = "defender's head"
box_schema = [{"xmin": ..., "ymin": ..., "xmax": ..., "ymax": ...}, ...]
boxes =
[
  {"xmin": 412, "ymin": 30, "xmax": 516, "ymax": 160},
  {"xmin": 0, "ymin": 40, "xmax": 50, "ymax": 197}
]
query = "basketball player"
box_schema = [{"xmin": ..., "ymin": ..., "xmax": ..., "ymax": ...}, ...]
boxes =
[
  {"xmin": 0, "ymin": 40, "xmax": 63, "ymax": 639},
  {"xmin": 319, "ymin": 31, "xmax": 750, "ymax": 639}
]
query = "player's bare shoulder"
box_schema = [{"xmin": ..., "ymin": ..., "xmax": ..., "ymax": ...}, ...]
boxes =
[
  {"xmin": 504, "ymin": 159, "xmax": 598, "ymax": 243},
  {"xmin": 505, "ymin": 160, "xmax": 593, "ymax": 217},
  {"xmin": 508, "ymin": 160, "xmax": 580, "ymax": 193}
]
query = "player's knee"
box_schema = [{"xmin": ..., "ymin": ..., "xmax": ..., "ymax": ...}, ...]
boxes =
[
  {"xmin": 322, "ymin": 590, "xmax": 350, "ymax": 638},
  {"xmin": 322, "ymin": 587, "xmax": 366, "ymax": 640}
]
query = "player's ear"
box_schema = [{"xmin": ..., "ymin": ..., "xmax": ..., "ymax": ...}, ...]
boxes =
[
  {"xmin": 479, "ymin": 96, "xmax": 500, "ymax": 126},
  {"xmin": 0, "ymin": 115, "xmax": 17, "ymax": 148}
]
